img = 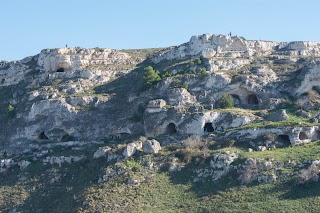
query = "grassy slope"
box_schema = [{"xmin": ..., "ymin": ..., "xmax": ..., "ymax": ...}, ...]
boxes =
[{"xmin": 1, "ymin": 141, "xmax": 320, "ymax": 212}]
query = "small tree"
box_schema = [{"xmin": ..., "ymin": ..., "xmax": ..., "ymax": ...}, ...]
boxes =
[
  {"xmin": 189, "ymin": 60, "xmax": 195, "ymax": 66},
  {"xmin": 190, "ymin": 70, "xmax": 197, "ymax": 75},
  {"xmin": 143, "ymin": 66, "xmax": 161, "ymax": 86},
  {"xmin": 200, "ymin": 68, "xmax": 207, "ymax": 77},
  {"xmin": 161, "ymin": 71, "xmax": 171, "ymax": 78},
  {"xmin": 7, "ymin": 104, "xmax": 14, "ymax": 112},
  {"xmin": 182, "ymin": 82, "xmax": 189, "ymax": 91},
  {"xmin": 196, "ymin": 58, "xmax": 202, "ymax": 65},
  {"xmin": 218, "ymin": 94, "xmax": 234, "ymax": 109}
]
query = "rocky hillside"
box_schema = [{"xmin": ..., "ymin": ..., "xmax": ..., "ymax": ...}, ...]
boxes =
[{"xmin": 1, "ymin": 34, "xmax": 320, "ymax": 212}]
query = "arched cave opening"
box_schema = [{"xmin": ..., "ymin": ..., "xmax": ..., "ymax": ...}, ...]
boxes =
[
  {"xmin": 230, "ymin": 94, "xmax": 241, "ymax": 105},
  {"xmin": 277, "ymin": 134, "xmax": 291, "ymax": 146},
  {"xmin": 299, "ymin": 132, "xmax": 308, "ymax": 140},
  {"xmin": 38, "ymin": 131, "xmax": 49, "ymax": 140},
  {"xmin": 166, "ymin": 123, "xmax": 177, "ymax": 134},
  {"xmin": 56, "ymin": 67, "xmax": 65, "ymax": 72},
  {"xmin": 312, "ymin": 131, "xmax": 320, "ymax": 141},
  {"xmin": 247, "ymin": 94, "xmax": 259, "ymax": 105},
  {"xmin": 204, "ymin": 122, "xmax": 215, "ymax": 133}
]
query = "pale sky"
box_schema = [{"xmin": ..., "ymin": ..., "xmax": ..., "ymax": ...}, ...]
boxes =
[{"xmin": 1, "ymin": 0, "xmax": 320, "ymax": 61}]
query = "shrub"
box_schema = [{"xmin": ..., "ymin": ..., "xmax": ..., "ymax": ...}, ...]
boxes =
[
  {"xmin": 218, "ymin": 94, "xmax": 234, "ymax": 109},
  {"xmin": 7, "ymin": 104, "xmax": 14, "ymax": 112},
  {"xmin": 161, "ymin": 71, "xmax": 172, "ymax": 78},
  {"xmin": 183, "ymin": 135, "xmax": 203, "ymax": 149},
  {"xmin": 189, "ymin": 60, "xmax": 195, "ymax": 66},
  {"xmin": 196, "ymin": 58, "xmax": 202, "ymax": 65},
  {"xmin": 200, "ymin": 68, "xmax": 207, "ymax": 77},
  {"xmin": 182, "ymin": 82, "xmax": 189, "ymax": 91},
  {"xmin": 190, "ymin": 70, "xmax": 197, "ymax": 75},
  {"xmin": 225, "ymin": 139, "xmax": 236, "ymax": 147},
  {"xmin": 0, "ymin": 60, "xmax": 8, "ymax": 64},
  {"xmin": 143, "ymin": 66, "xmax": 161, "ymax": 86}
]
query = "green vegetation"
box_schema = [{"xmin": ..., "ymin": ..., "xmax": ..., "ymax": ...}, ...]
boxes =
[
  {"xmin": 200, "ymin": 68, "xmax": 207, "ymax": 76},
  {"xmin": 7, "ymin": 104, "xmax": 14, "ymax": 112},
  {"xmin": 218, "ymin": 94, "xmax": 234, "ymax": 109},
  {"xmin": 143, "ymin": 66, "xmax": 161, "ymax": 86},
  {"xmin": 130, "ymin": 104, "xmax": 145, "ymax": 122},
  {"xmin": 190, "ymin": 70, "xmax": 197, "ymax": 75},
  {"xmin": 196, "ymin": 58, "xmax": 202, "ymax": 65},
  {"xmin": 182, "ymin": 82, "xmax": 189, "ymax": 91},
  {"xmin": 3, "ymin": 141, "xmax": 320, "ymax": 212},
  {"xmin": 161, "ymin": 71, "xmax": 171, "ymax": 78}
]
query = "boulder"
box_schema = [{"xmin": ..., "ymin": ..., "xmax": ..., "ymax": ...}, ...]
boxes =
[
  {"xmin": 18, "ymin": 160, "xmax": 31, "ymax": 170},
  {"xmin": 93, "ymin": 146, "xmax": 111, "ymax": 159},
  {"xmin": 257, "ymin": 146, "xmax": 267, "ymax": 152},
  {"xmin": 142, "ymin": 139, "xmax": 161, "ymax": 154},
  {"xmin": 122, "ymin": 142, "xmax": 137, "ymax": 158},
  {"xmin": 268, "ymin": 109, "xmax": 288, "ymax": 122}
]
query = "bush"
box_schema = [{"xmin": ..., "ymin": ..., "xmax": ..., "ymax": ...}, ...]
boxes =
[
  {"xmin": 225, "ymin": 139, "xmax": 236, "ymax": 147},
  {"xmin": 183, "ymin": 135, "xmax": 203, "ymax": 149},
  {"xmin": 0, "ymin": 60, "xmax": 8, "ymax": 64},
  {"xmin": 218, "ymin": 94, "xmax": 234, "ymax": 109},
  {"xmin": 131, "ymin": 104, "xmax": 145, "ymax": 122},
  {"xmin": 143, "ymin": 66, "xmax": 161, "ymax": 86},
  {"xmin": 182, "ymin": 82, "xmax": 189, "ymax": 91},
  {"xmin": 196, "ymin": 58, "xmax": 202, "ymax": 65},
  {"xmin": 189, "ymin": 60, "xmax": 195, "ymax": 66},
  {"xmin": 161, "ymin": 71, "xmax": 171, "ymax": 78},
  {"xmin": 7, "ymin": 104, "xmax": 14, "ymax": 112},
  {"xmin": 200, "ymin": 68, "xmax": 207, "ymax": 77},
  {"xmin": 190, "ymin": 70, "xmax": 197, "ymax": 75}
]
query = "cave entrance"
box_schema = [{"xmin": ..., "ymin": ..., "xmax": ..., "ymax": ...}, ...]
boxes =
[
  {"xmin": 277, "ymin": 134, "xmax": 291, "ymax": 146},
  {"xmin": 61, "ymin": 134, "xmax": 74, "ymax": 142},
  {"xmin": 299, "ymin": 132, "xmax": 308, "ymax": 140},
  {"xmin": 312, "ymin": 131, "xmax": 320, "ymax": 141},
  {"xmin": 230, "ymin": 94, "xmax": 241, "ymax": 105},
  {"xmin": 38, "ymin": 131, "xmax": 49, "ymax": 140},
  {"xmin": 166, "ymin": 123, "xmax": 177, "ymax": 134},
  {"xmin": 247, "ymin": 94, "xmax": 259, "ymax": 105},
  {"xmin": 204, "ymin": 123, "xmax": 215, "ymax": 133},
  {"xmin": 56, "ymin": 67, "xmax": 65, "ymax": 72}
]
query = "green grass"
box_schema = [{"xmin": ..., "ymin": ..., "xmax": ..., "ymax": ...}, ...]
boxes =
[
  {"xmin": 2, "ymin": 141, "xmax": 320, "ymax": 212},
  {"xmin": 228, "ymin": 112, "xmax": 318, "ymax": 132}
]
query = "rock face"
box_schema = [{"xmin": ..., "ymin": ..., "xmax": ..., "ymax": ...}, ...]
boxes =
[
  {"xmin": 1, "ymin": 33, "xmax": 320, "ymax": 156},
  {"xmin": 142, "ymin": 140, "xmax": 161, "ymax": 154},
  {"xmin": 194, "ymin": 151, "xmax": 238, "ymax": 182},
  {"xmin": 122, "ymin": 142, "xmax": 137, "ymax": 158},
  {"xmin": 93, "ymin": 146, "xmax": 111, "ymax": 159},
  {"xmin": 152, "ymin": 33, "xmax": 320, "ymax": 64},
  {"xmin": 268, "ymin": 109, "xmax": 289, "ymax": 122}
]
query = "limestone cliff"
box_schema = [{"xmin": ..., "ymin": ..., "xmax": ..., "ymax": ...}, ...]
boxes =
[{"xmin": 0, "ymin": 33, "xmax": 320, "ymax": 157}]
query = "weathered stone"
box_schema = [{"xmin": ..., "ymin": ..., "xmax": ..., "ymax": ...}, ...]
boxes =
[
  {"xmin": 122, "ymin": 142, "xmax": 137, "ymax": 158},
  {"xmin": 18, "ymin": 160, "xmax": 31, "ymax": 170},
  {"xmin": 93, "ymin": 146, "xmax": 111, "ymax": 159},
  {"xmin": 142, "ymin": 139, "xmax": 161, "ymax": 154},
  {"xmin": 268, "ymin": 109, "xmax": 288, "ymax": 122},
  {"xmin": 257, "ymin": 146, "xmax": 267, "ymax": 152}
]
